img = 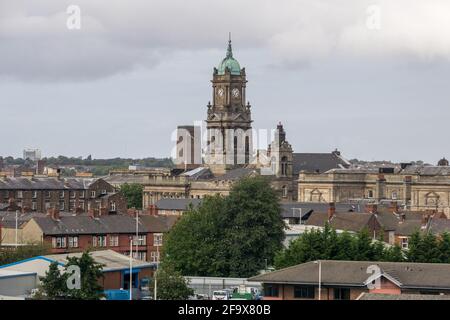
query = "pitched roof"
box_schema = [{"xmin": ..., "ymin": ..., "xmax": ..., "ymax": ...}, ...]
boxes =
[
  {"xmin": 154, "ymin": 198, "xmax": 202, "ymax": 211},
  {"xmin": 429, "ymin": 219, "xmax": 450, "ymax": 235},
  {"xmin": 400, "ymin": 165, "xmax": 450, "ymax": 176},
  {"xmin": 139, "ymin": 215, "xmax": 179, "ymax": 233},
  {"xmin": 0, "ymin": 211, "xmax": 74, "ymax": 228},
  {"xmin": 357, "ymin": 293, "xmax": 450, "ymax": 300},
  {"xmin": 305, "ymin": 212, "xmax": 374, "ymax": 233},
  {"xmin": 395, "ymin": 220, "xmax": 425, "ymax": 236},
  {"xmin": 213, "ymin": 168, "xmax": 259, "ymax": 181},
  {"xmin": 292, "ymin": 152, "xmax": 350, "ymax": 174},
  {"xmin": 249, "ymin": 260, "xmax": 450, "ymax": 290},
  {"xmin": 281, "ymin": 202, "xmax": 357, "ymax": 219},
  {"xmin": 31, "ymin": 214, "xmax": 149, "ymax": 235},
  {"xmin": 0, "ymin": 177, "xmax": 97, "ymax": 190}
]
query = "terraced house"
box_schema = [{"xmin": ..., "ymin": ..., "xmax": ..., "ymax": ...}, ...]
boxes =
[{"xmin": 0, "ymin": 176, "xmax": 126, "ymax": 214}]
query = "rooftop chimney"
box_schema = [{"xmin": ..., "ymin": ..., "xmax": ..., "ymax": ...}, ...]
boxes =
[
  {"xmin": 47, "ymin": 207, "xmax": 60, "ymax": 221},
  {"xmin": 328, "ymin": 202, "xmax": 336, "ymax": 222},
  {"xmin": 147, "ymin": 204, "xmax": 158, "ymax": 216},
  {"xmin": 421, "ymin": 213, "xmax": 431, "ymax": 230},
  {"xmin": 365, "ymin": 203, "xmax": 378, "ymax": 214},
  {"xmin": 388, "ymin": 201, "xmax": 399, "ymax": 214},
  {"xmin": 99, "ymin": 206, "xmax": 108, "ymax": 217},
  {"xmin": 88, "ymin": 208, "xmax": 99, "ymax": 219},
  {"xmin": 399, "ymin": 213, "xmax": 406, "ymax": 223}
]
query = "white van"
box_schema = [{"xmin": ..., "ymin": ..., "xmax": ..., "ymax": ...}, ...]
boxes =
[{"xmin": 212, "ymin": 290, "xmax": 230, "ymax": 300}]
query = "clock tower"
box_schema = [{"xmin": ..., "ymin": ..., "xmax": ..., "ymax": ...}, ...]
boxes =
[{"xmin": 205, "ymin": 37, "xmax": 253, "ymax": 174}]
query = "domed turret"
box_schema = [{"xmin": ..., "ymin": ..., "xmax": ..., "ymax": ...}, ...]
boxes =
[
  {"xmin": 217, "ymin": 38, "xmax": 241, "ymax": 75},
  {"xmin": 438, "ymin": 157, "xmax": 449, "ymax": 166}
]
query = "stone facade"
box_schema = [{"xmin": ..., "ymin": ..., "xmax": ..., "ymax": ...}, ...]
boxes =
[{"xmin": 298, "ymin": 167, "xmax": 450, "ymax": 216}]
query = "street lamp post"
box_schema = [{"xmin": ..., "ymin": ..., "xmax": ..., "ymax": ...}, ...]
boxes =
[
  {"xmin": 15, "ymin": 210, "xmax": 18, "ymax": 249},
  {"xmin": 314, "ymin": 260, "xmax": 322, "ymax": 300},
  {"xmin": 129, "ymin": 236, "xmax": 133, "ymax": 301}
]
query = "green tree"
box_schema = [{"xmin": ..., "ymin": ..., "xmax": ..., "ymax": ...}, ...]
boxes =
[
  {"xmin": 354, "ymin": 229, "xmax": 374, "ymax": 261},
  {"xmin": 39, "ymin": 261, "xmax": 67, "ymax": 299},
  {"xmin": 164, "ymin": 177, "xmax": 285, "ymax": 278},
  {"xmin": 64, "ymin": 251, "xmax": 105, "ymax": 300},
  {"xmin": 151, "ymin": 263, "xmax": 194, "ymax": 300},
  {"xmin": 438, "ymin": 233, "xmax": 450, "ymax": 263},
  {"xmin": 120, "ymin": 183, "xmax": 144, "ymax": 209},
  {"xmin": 223, "ymin": 177, "xmax": 285, "ymax": 277},
  {"xmin": 407, "ymin": 231, "xmax": 440, "ymax": 263},
  {"xmin": 382, "ymin": 245, "xmax": 405, "ymax": 262},
  {"xmin": 163, "ymin": 195, "xmax": 228, "ymax": 276},
  {"xmin": 407, "ymin": 231, "xmax": 423, "ymax": 262}
]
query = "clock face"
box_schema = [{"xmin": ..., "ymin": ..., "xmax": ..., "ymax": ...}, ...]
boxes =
[
  {"xmin": 217, "ymin": 88, "xmax": 224, "ymax": 97},
  {"xmin": 232, "ymin": 88, "xmax": 240, "ymax": 98}
]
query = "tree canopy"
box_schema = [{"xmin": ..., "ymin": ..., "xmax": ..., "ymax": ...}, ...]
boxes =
[
  {"xmin": 275, "ymin": 227, "xmax": 450, "ymax": 269},
  {"xmin": 163, "ymin": 176, "xmax": 285, "ymax": 278},
  {"xmin": 151, "ymin": 263, "xmax": 194, "ymax": 300},
  {"xmin": 120, "ymin": 183, "xmax": 144, "ymax": 209},
  {"xmin": 36, "ymin": 251, "xmax": 104, "ymax": 300},
  {"xmin": 274, "ymin": 225, "xmax": 406, "ymax": 269}
]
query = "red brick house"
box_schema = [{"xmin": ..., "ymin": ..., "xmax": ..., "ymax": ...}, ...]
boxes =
[
  {"xmin": 21, "ymin": 208, "xmax": 151, "ymax": 261},
  {"xmin": 249, "ymin": 260, "xmax": 450, "ymax": 300}
]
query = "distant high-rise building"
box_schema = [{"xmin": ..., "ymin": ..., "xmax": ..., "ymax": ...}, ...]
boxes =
[{"xmin": 23, "ymin": 149, "xmax": 42, "ymax": 161}]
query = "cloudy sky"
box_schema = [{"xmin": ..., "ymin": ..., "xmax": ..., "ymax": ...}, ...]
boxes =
[{"xmin": 1, "ymin": 0, "xmax": 450, "ymax": 163}]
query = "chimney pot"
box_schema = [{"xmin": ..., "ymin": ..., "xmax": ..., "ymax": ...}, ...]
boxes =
[
  {"xmin": 365, "ymin": 204, "xmax": 378, "ymax": 214},
  {"xmin": 328, "ymin": 202, "xmax": 336, "ymax": 221}
]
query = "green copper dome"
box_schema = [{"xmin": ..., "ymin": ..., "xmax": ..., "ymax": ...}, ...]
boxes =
[{"xmin": 217, "ymin": 39, "xmax": 241, "ymax": 75}]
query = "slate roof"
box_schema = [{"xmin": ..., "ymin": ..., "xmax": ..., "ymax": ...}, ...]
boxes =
[
  {"xmin": 0, "ymin": 211, "xmax": 73, "ymax": 228},
  {"xmin": 400, "ymin": 165, "xmax": 450, "ymax": 176},
  {"xmin": 395, "ymin": 220, "xmax": 425, "ymax": 236},
  {"xmin": 0, "ymin": 177, "xmax": 96, "ymax": 190},
  {"xmin": 32, "ymin": 214, "xmax": 149, "ymax": 235},
  {"xmin": 154, "ymin": 198, "xmax": 202, "ymax": 211},
  {"xmin": 358, "ymin": 293, "xmax": 450, "ymax": 300},
  {"xmin": 281, "ymin": 202, "xmax": 357, "ymax": 219},
  {"xmin": 139, "ymin": 215, "xmax": 179, "ymax": 233},
  {"xmin": 429, "ymin": 219, "xmax": 450, "ymax": 235},
  {"xmin": 249, "ymin": 260, "xmax": 450, "ymax": 290},
  {"xmin": 305, "ymin": 211, "xmax": 375, "ymax": 233},
  {"xmin": 214, "ymin": 168, "xmax": 259, "ymax": 181},
  {"xmin": 292, "ymin": 152, "xmax": 350, "ymax": 174}
]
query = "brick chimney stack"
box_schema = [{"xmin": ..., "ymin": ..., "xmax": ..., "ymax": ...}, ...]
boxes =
[
  {"xmin": 99, "ymin": 206, "xmax": 108, "ymax": 216},
  {"xmin": 365, "ymin": 204, "xmax": 378, "ymax": 214},
  {"xmin": 147, "ymin": 205, "xmax": 158, "ymax": 216},
  {"xmin": 328, "ymin": 202, "xmax": 336, "ymax": 222},
  {"xmin": 88, "ymin": 208, "xmax": 99, "ymax": 219},
  {"xmin": 47, "ymin": 207, "xmax": 60, "ymax": 221},
  {"xmin": 388, "ymin": 201, "xmax": 399, "ymax": 214},
  {"xmin": 36, "ymin": 160, "xmax": 46, "ymax": 175}
]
